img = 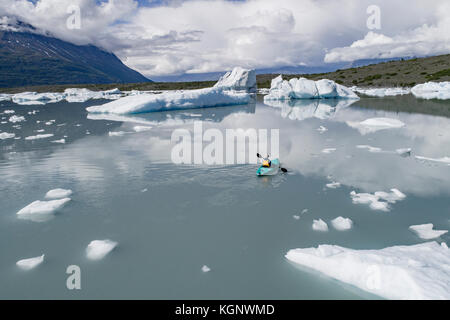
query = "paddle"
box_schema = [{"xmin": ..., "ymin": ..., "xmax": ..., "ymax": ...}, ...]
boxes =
[{"xmin": 256, "ymin": 153, "xmax": 288, "ymax": 173}]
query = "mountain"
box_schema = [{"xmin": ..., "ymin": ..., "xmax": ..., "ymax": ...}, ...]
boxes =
[{"xmin": 0, "ymin": 17, "xmax": 150, "ymax": 88}]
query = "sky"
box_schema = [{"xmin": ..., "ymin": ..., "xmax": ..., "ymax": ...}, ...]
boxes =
[{"xmin": 1, "ymin": 0, "xmax": 449, "ymax": 78}]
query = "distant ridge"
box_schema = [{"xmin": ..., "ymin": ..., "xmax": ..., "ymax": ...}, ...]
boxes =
[{"xmin": 0, "ymin": 16, "xmax": 151, "ymax": 88}]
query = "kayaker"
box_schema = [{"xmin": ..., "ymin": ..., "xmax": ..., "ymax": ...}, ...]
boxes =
[{"xmin": 262, "ymin": 155, "xmax": 271, "ymax": 168}]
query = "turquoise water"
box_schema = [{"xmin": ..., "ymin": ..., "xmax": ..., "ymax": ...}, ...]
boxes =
[{"xmin": 0, "ymin": 96, "xmax": 449, "ymax": 299}]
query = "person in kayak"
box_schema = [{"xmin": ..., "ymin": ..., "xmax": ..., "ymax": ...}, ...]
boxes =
[{"xmin": 261, "ymin": 155, "xmax": 271, "ymax": 168}]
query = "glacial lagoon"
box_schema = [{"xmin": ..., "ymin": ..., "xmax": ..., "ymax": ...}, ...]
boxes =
[{"xmin": 0, "ymin": 95, "xmax": 449, "ymax": 299}]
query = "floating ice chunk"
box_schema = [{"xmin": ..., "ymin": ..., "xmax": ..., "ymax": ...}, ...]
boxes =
[
  {"xmin": 322, "ymin": 148, "xmax": 336, "ymax": 154},
  {"xmin": 3, "ymin": 109, "xmax": 15, "ymax": 114},
  {"xmin": 0, "ymin": 132, "xmax": 15, "ymax": 139},
  {"xmin": 350, "ymin": 189, "xmax": 405, "ymax": 212},
  {"xmin": 396, "ymin": 148, "xmax": 412, "ymax": 157},
  {"xmin": 25, "ymin": 134, "xmax": 54, "ymax": 140},
  {"xmin": 9, "ymin": 115, "xmax": 25, "ymax": 123},
  {"xmin": 35, "ymin": 129, "xmax": 45, "ymax": 133},
  {"xmin": 317, "ymin": 126, "xmax": 328, "ymax": 133},
  {"xmin": 64, "ymin": 88, "xmax": 104, "ymax": 103},
  {"xmin": 356, "ymin": 145, "xmax": 383, "ymax": 153},
  {"xmin": 331, "ymin": 217, "xmax": 353, "ymax": 231},
  {"xmin": 326, "ymin": 182, "xmax": 341, "ymax": 189},
  {"xmin": 415, "ymin": 155, "xmax": 450, "ymax": 164},
  {"xmin": 45, "ymin": 188, "xmax": 73, "ymax": 199},
  {"xmin": 17, "ymin": 198, "xmax": 71, "ymax": 222},
  {"xmin": 264, "ymin": 76, "xmax": 358, "ymax": 101},
  {"xmin": 214, "ymin": 67, "xmax": 256, "ymax": 92},
  {"xmin": 285, "ymin": 241, "xmax": 450, "ymax": 299},
  {"xmin": 51, "ymin": 139, "xmax": 66, "ymax": 144},
  {"xmin": 353, "ymin": 87, "xmax": 411, "ymax": 97},
  {"xmin": 109, "ymin": 131, "xmax": 127, "ymax": 137},
  {"xmin": 86, "ymin": 240, "xmax": 118, "ymax": 260},
  {"xmin": 347, "ymin": 117, "xmax": 405, "ymax": 135},
  {"xmin": 133, "ymin": 126, "xmax": 152, "ymax": 132},
  {"xmin": 409, "ymin": 224, "xmax": 448, "ymax": 240},
  {"xmin": 16, "ymin": 254, "xmax": 44, "ymax": 270},
  {"xmin": 293, "ymin": 215, "xmax": 301, "ymax": 220},
  {"xmin": 201, "ymin": 265, "xmax": 211, "ymax": 273},
  {"xmin": 12, "ymin": 92, "xmax": 64, "ymax": 104},
  {"xmin": 411, "ymin": 81, "xmax": 450, "ymax": 100},
  {"xmin": 312, "ymin": 219, "xmax": 329, "ymax": 232}
]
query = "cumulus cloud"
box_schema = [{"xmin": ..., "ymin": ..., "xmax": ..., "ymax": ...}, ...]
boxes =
[{"xmin": 1, "ymin": 0, "xmax": 449, "ymax": 77}]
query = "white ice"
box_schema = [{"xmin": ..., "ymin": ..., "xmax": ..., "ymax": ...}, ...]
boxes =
[
  {"xmin": 9, "ymin": 115, "xmax": 25, "ymax": 123},
  {"xmin": 201, "ymin": 265, "xmax": 211, "ymax": 273},
  {"xmin": 86, "ymin": 240, "xmax": 118, "ymax": 260},
  {"xmin": 264, "ymin": 75, "xmax": 359, "ymax": 101},
  {"xmin": 17, "ymin": 198, "xmax": 71, "ymax": 222},
  {"xmin": 16, "ymin": 254, "xmax": 45, "ymax": 270},
  {"xmin": 356, "ymin": 145, "xmax": 383, "ymax": 153},
  {"xmin": 326, "ymin": 182, "xmax": 341, "ymax": 189},
  {"xmin": 109, "ymin": 131, "xmax": 127, "ymax": 137},
  {"xmin": 331, "ymin": 217, "xmax": 353, "ymax": 231},
  {"xmin": 409, "ymin": 224, "xmax": 448, "ymax": 240},
  {"xmin": 285, "ymin": 241, "xmax": 450, "ymax": 299},
  {"xmin": 12, "ymin": 92, "xmax": 64, "ymax": 105},
  {"xmin": 312, "ymin": 219, "xmax": 329, "ymax": 232},
  {"xmin": 350, "ymin": 189, "xmax": 405, "ymax": 212},
  {"xmin": 86, "ymin": 67, "xmax": 255, "ymax": 114},
  {"xmin": 51, "ymin": 139, "xmax": 66, "ymax": 144},
  {"xmin": 352, "ymin": 87, "xmax": 411, "ymax": 97},
  {"xmin": 25, "ymin": 134, "xmax": 54, "ymax": 140},
  {"xmin": 317, "ymin": 126, "xmax": 328, "ymax": 133},
  {"xmin": 45, "ymin": 188, "xmax": 73, "ymax": 199},
  {"xmin": 133, "ymin": 126, "xmax": 152, "ymax": 132},
  {"xmin": 0, "ymin": 132, "xmax": 15, "ymax": 139},
  {"xmin": 347, "ymin": 117, "xmax": 405, "ymax": 135},
  {"xmin": 415, "ymin": 155, "xmax": 450, "ymax": 164},
  {"xmin": 411, "ymin": 81, "xmax": 450, "ymax": 100},
  {"xmin": 214, "ymin": 67, "xmax": 256, "ymax": 92},
  {"xmin": 322, "ymin": 148, "xmax": 336, "ymax": 154},
  {"xmin": 3, "ymin": 110, "xmax": 15, "ymax": 114}
]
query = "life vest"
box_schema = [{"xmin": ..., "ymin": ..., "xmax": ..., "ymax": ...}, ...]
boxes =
[{"xmin": 262, "ymin": 159, "xmax": 271, "ymax": 167}]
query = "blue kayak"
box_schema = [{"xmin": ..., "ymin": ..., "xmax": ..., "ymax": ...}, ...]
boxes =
[{"xmin": 256, "ymin": 158, "xmax": 280, "ymax": 176}]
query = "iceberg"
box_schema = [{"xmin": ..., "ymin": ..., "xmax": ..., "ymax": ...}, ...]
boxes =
[
  {"xmin": 347, "ymin": 117, "xmax": 405, "ymax": 135},
  {"xmin": 411, "ymin": 81, "xmax": 450, "ymax": 100},
  {"xmin": 9, "ymin": 115, "xmax": 25, "ymax": 123},
  {"xmin": 0, "ymin": 132, "xmax": 15, "ymax": 140},
  {"xmin": 409, "ymin": 224, "xmax": 448, "ymax": 240},
  {"xmin": 264, "ymin": 75, "xmax": 359, "ymax": 101},
  {"xmin": 86, "ymin": 240, "xmax": 117, "ymax": 260},
  {"xmin": 12, "ymin": 92, "xmax": 64, "ymax": 104},
  {"xmin": 25, "ymin": 134, "xmax": 54, "ymax": 140},
  {"xmin": 17, "ymin": 198, "xmax": 71, "ymax": 222},
  {"xmin": 201, "ymin": 265, "xmax": 211, "ymax": 273},
  {"xmin": 86, "ymin": 67, "xmax": 256, "ymax": 114},
  {"xmin": 45, "ymin": 188, "xmax": 73, "ymax": 199},
  {"xmin": 312, "ymin": 219, "xmax": 329, "ymax": 232},
  {"xmin": 16, "ymin": 254, "xmax": 45, "ymax": 270},
  {"xmin": 286, "ymin": 241, "xmax": 450, "ymax": 299},
  {"xmin": 331, "ymin": 217, "xmax": 353, "ymax": 231},
  {"xmin": 350, "ymin": 189, "xmax": 406, "ymax": 212},
  {"xmin": 352, "ymin": 87, "xmax": 410, "ymax": 97}
]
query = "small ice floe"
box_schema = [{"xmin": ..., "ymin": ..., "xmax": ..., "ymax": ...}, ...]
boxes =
[
  {"xmin": 350, "ymin": 189, "xmax": 406, "ymax": 212},
  {"xmin": 201, "ymin": 265, "xmax": 211, "ymax": 273},
  {"xmin": 409, "ymin": 224, "xmax": 448, "ymax": 240},
  {"xmin": 0, "ymin": 132, "xmax": 15, "ymax": 140},
  {"xmin": 86, "ymin": 240, "xmax": 118, "ymax": 260},
  {"xmin": 312, "ymin": 219, "xmax": 329, "ymax": 232},
  {"xmin": 133, "ymin": 126, "xmax": 152, "ymax": 132},
  {"xmin": 3, "ymin": 110, "xmax": 15, "ymax": 114},
  {"xmin": 301, "ymin": 209, "xmax": 308, "ymax": 214},
  {"xmin": 16, "ymin": 254, "xmax": 45, "ymax": 270},
  {"xmin": 35, "ymin": 129, "xmax": 45, "ymax": 133},
  {"xmin": 85, "ymin": 130, "xmax": 90, "ymax": 135},
  {"xmin": 28, "ymin": 110, "xmax": 39, "ymax": 115},
  {"xmin": 326, "ymin": 182, "xmax": 341, "ymax": 189},
  {"xmin": 415, "ymin": 155, "xmax": 450, "ymax": 165},
  {"xmin": 25, "ymin": 134, "xmax": 54, "ymax": 140},
  {"xmin": 9, "ymin": 115, "xmax": 25, "ymax": 123},
  {"xmin": 321, "ymin": 148, "xmax": 336, "ymax": 154},
  {"xmin": 347, "ymin": 118, "xmax": 405, "ymax": 135},
  {"xmin": 317, "ymin": 126, "xmax": 328, "ymax": 133},
  {"xmin": 108, "ymin": 131, "xmax": 127, "ymax": 137},
  {"xmin": 17, "ymin": 198, "xmax": 71, "ymax": 222},
  {"xmin": 396, "ymin": 148, "xmax": 412, "ymax": 157},
  {"xmin": 51, "ymin": 139, "xmax": 66, "ymax": 144},
  {"xmin": 353, "ymin": 87, "xmax": 410, "ymax": 97},
  {"xmin": 45, "ymin": 188, "xmax": 73, "ymax": 199},
  {"xmin": 141, "ymin": 188, "xmax": 148, "ymax": 193},
  {"xmin": 331, "ymin": 217, "xmax": 353, "ymax": 231},
  {"xmin": 285, "ymin": 241, "xmax": 450, "ymax": 299},
  {"xmin": 293, "ymin": 215, "xmax": 301, "ymax": 220},
  {"xmin": 356, "ymin": 145, "xmax": 383, "ymax": 153}
]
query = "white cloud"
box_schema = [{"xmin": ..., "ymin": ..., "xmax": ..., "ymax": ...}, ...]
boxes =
[{"xmin": 1, "ymin": 0, "xmax": 449, "ymax": 77}]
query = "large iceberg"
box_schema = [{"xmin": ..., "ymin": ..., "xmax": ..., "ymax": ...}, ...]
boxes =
[
  {"xmin": 12, "ymin": 92, "xmax": 65, "ymax": 105},
  {"xmin": 86, "ymin": 240, "xmax": 118, "ymax": 260},
  {"xmin": 411, "ymin": 81, "xmax": 450, "ymax": 100},
  {"xmin": 16, "ymin": 254, "xmax": 45, "ymax": 270},
  {"xmin": 264, "ymin": 75, "xmax": 359, "ymax": 100},
  {"xmin": 87, "ymin": 67, "xmax": 256, "ymax": 114},
  {"xmin": 286, "ymin": 241, "xmax": 450, "ymax": 300}
]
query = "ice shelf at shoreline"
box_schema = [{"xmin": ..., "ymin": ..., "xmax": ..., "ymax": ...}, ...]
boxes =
[
  {"xmin": 286, "ymin": 241, "xmax": 450, "ymax": 300},
  {"xmin": 264, "ymin": 76, "xmax": 359, "ymax": 100},
  {"xmin": 86, "ymin": 67, "xmax": 256, "ymax": 114}
]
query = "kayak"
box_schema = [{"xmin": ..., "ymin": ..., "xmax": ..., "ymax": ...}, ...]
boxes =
[{"xmin": 256, "ymin": 158, "xmax": 280, "ymax": 176}]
